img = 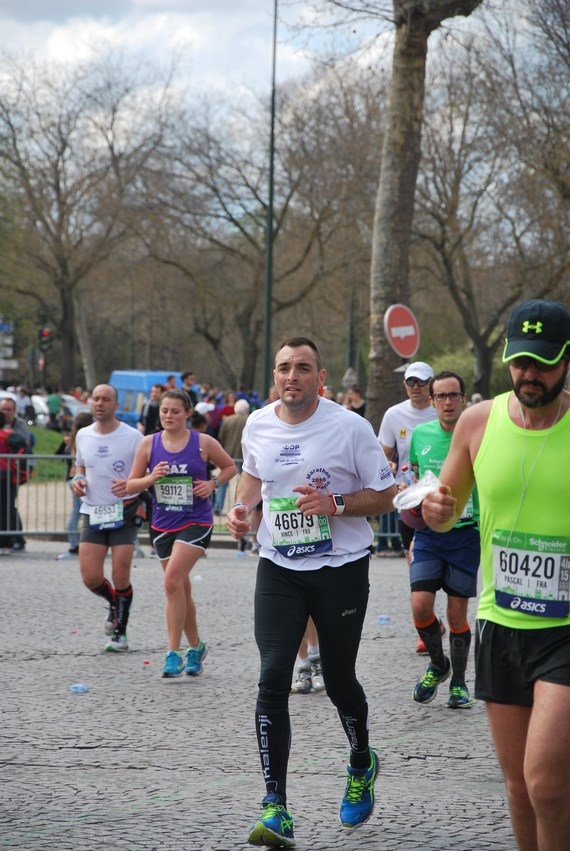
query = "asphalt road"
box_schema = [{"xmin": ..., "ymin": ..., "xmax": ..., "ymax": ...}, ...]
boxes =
[{"xmin": 0, "ymin": 541, "xmax": 515, "ymax": 851}]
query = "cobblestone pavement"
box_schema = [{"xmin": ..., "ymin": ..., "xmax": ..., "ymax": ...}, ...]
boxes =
[{"xmin": 0, "ymin": 541, "xmax": 515, "ymax": 851}]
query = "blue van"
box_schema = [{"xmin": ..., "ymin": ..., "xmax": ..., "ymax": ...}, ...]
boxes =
[{"xmin": 108, "ymin": 370, "xmax": 182, "ymax": 427}]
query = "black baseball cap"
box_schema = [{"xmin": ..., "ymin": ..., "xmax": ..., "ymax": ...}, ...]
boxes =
[{"xmin": 502, "ymin": 299, "xmax": 570, "ymax": 364}]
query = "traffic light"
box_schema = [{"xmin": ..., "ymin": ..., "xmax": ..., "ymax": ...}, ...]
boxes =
[{"xmin": 39, "ymin": 327, "xmax": 53, "ymax": 352}]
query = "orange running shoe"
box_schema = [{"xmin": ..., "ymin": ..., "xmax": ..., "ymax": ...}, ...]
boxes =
[{"xmin": 416, "ymin": 637, "xmax": 428, "ymax": 655}]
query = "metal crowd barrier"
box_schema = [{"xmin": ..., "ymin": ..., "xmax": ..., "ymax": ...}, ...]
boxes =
[
  {"xmin": 375, "ymin": 510, "xmax": 401, "ymax": 546},
  {"xmin": 0, "ymin": 453, "xmax": 401, "ymax": 546},
  {"xmin": 0, "ymin": 454, "xmax": 73, "ymax": 538}
]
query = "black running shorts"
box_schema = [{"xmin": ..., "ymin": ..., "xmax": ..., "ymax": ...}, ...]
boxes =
[{"xmin": 475, "ymin": 619, "xmax": 570, "ymax": 705}]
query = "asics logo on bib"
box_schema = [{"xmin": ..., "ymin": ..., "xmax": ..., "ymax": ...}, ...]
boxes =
[
  {"xmin": 287, "ymin": 544, "xmax": 316, "ymax": 557},
  {"xmin": 510, "ymin": 597, "xmax": 547, "ymax": 614}
]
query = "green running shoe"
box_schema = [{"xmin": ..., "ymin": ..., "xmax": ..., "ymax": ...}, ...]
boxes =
[
  {"xmin": 446, "ymin": 682, "xmax": 474, "ymax": 709},
  {"xmin": 412, "ymin": 657, "xmax": 451, "ymax": 704},
  {"xmin": 248, "ymin": 794, "xmax": 295, "ymax": 847}
]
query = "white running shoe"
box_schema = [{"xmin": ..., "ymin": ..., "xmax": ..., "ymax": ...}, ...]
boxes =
[
  {"xmin": 105, "ymin": 632, "xmax": 129, "ymax": 653},
  {"xmin": 310, "ymin": 656, "xmax": 326, "ymax": 692},
  {"xmin": 290, "ymin": 666, "xmax": 312, "ymax": 694}
]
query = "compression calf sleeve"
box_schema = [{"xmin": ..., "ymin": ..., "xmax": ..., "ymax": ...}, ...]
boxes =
[
  {"xmin": 255, "ymin": 709, "xmax": 291, "ymax": 805},
  {"xmin": 115, "ymin": 584, "xmax": 133, "ymax": 633},
  {"xmin": 449, "ymin": 625, "xmax": 471, "ymax": 684},
  {"xmin": 415, "ymin": 616, "xmax": 445, "ymax": 670}
]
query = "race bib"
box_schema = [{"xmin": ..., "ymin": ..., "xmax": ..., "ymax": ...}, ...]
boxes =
[
  {"xmin": 493, "ymin": 528, "xmax": 570, "ymax": 618},
  {"xmin": 269, "ymin": 496, "xmax": 332, "ymax": 558},
  {"xmin": 88, "ymin": 502, "xmax": 124, "ymax": 530},
  {"xmin": 155, "ymin": 476, "xmax": 193, "ymax": 507}
]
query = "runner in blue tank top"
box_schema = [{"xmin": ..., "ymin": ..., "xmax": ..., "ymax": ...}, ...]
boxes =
[{"xmin": 127, "ymin": 389, "xmax": 237, "ymax": 678}]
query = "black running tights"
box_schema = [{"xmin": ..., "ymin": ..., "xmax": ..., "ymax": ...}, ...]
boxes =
[{"xmin": 253, "ymin": 554, "xmax": 371, "ymax": 802}]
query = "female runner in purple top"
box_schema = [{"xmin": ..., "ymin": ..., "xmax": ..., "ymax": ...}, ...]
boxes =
[{"xmin": 127, "ymin": 389, "xmax": 236, "ymax": 678}]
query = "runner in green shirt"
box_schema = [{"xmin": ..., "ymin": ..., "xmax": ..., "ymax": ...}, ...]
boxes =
[{"xmin": 407, "ymin": 370, "xmax": 480, "ymax": 709}]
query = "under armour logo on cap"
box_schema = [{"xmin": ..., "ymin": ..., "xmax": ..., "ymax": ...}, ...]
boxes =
[{"xmin": 521, "ymin": 320, "xmax": 543, "ymax": 334}]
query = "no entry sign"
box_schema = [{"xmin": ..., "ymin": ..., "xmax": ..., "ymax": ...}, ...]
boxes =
[{"xmin": 384, "ymin": 303, "xmax": 420, "ymax": 359}]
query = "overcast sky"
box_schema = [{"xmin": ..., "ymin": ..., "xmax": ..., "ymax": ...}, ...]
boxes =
[{"xmin": 0, "ymin": 1, "xmax": 343, "ymax": 97}]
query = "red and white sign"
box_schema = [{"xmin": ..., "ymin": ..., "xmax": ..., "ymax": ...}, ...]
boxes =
[{"xmin": 384, "ymin": 303, "xmax": 420, "ymax": 359}]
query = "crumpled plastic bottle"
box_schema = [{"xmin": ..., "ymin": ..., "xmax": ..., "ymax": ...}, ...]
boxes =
[
  {"xmin": 69, "ymin": 683, "xmax": 90, "ymax": 693},
  {"xmin": 393, "ymin": 470, "xmax": 441, "ymax": 510}
]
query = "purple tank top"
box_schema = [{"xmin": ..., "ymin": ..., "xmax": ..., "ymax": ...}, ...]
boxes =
[{"xmin": 149, "ymin": 429, "xmax": 213, "ymax": 531}]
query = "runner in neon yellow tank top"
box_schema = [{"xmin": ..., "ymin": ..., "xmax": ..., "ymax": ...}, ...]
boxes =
[{"xmin": 423, "ymin": 299, "xmax": 570, "ymax": 851}]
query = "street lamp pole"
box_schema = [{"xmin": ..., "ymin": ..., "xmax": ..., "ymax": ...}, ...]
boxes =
[{"xmin": 262, "ymin": 0, "xmax": 278, "ymax": 400}]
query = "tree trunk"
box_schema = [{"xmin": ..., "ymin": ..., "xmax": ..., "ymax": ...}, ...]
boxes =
[
  {"xmin": 59, "ymin": 282, "xmax": 77, "ymax": 391},
  {"xmin": 367, "ymin": 0, "xmax": 484, "ymax": 431},
  {"xmin": 367, "ymin": 17, "xmax": 430, "ymax": 431},
  {"xmin": 471, "ymin": 340, "xmax": 498, "ymax": 400},
  {"xmin": 74, "ymin": 290, "xmax": 97, "ymax": 391}
]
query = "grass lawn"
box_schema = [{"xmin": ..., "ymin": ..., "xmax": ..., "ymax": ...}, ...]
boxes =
[
  {"xmin": 31, "ymin": 426, "xmax": 66, "ymax": 455},
  {"xmin": 28, "ymin": 427, "xmax": 68, "ymax": 480}
]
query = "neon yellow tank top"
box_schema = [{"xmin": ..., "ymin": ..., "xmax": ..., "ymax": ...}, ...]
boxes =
[{"xmin": 474, "ymin": 391, "xmax": 570, "ymax": 628}]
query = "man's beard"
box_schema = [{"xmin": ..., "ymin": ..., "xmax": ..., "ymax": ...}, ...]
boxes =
[{"xmin": 513, "ymin": 370, "xmax": 567, "ymax": 409}]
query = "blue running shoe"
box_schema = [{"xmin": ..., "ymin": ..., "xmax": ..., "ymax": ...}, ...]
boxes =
[
  {"xmin": 339, "ymin": 748, "xmax": 379, "ymax": 829},
  {"xmin": 446, "ymin": 682, "xmax": 474, "ymax": 709},
  {"xmin": 248, "ymin": 794, "xmax": 295, "ymax": 847},
  {"xmin": 185, "ymin": 640, "xmax": 208, "ymax": 676},
  {"xmin": 412, "ymin": 656, "xmax": 451, "ymax": 704},
  {"xmin": 162, "ymin": 650, "xmax": 184, "ymax": 678}
]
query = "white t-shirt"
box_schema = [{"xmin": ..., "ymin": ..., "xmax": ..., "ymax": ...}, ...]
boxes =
[
  {"xmin": 378, "ymin": 399, "xmax": 437, "ymax": 483},
  {"xmin": 75, "ymin": 421, "xmax": 143, "ymax": 512},
  {"xmin": 242, "ymin": 396, "xmax": 394, "ymax": 570}
]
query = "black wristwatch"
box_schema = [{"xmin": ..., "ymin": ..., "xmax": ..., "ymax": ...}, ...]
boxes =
[{"xmin": 330, "ymin": 494, "xmax": 345, "ymax": 516}]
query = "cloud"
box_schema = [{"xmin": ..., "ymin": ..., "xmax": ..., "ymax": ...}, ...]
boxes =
[
  {"xmin": 0, "ymin": 0, "xmax": 387, "ymax": 101},
  {"xmin": 0, "ymin": 0, "xmax": 131, "ymax": 23},
  {"xmin": 0, "ymin": 1, "xmax": 310, "ymax": 95}
]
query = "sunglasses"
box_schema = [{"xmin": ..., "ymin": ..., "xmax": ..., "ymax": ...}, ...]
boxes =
[
  {"xmin": 405, "ymin": 377, "xmax": 429, "ymax": 387},
  {"xmin": 510, "ymin": 356, "xmax": 563, "ymax": 373}
]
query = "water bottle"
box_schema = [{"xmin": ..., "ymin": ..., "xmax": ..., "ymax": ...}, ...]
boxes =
[
  {"xmin": 401, "ymin": 465, "xmax": 416, "ymax": 486},
  {"xmin": 69, "ymin": 683, "xmax": 90, "ymax": 693}
]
